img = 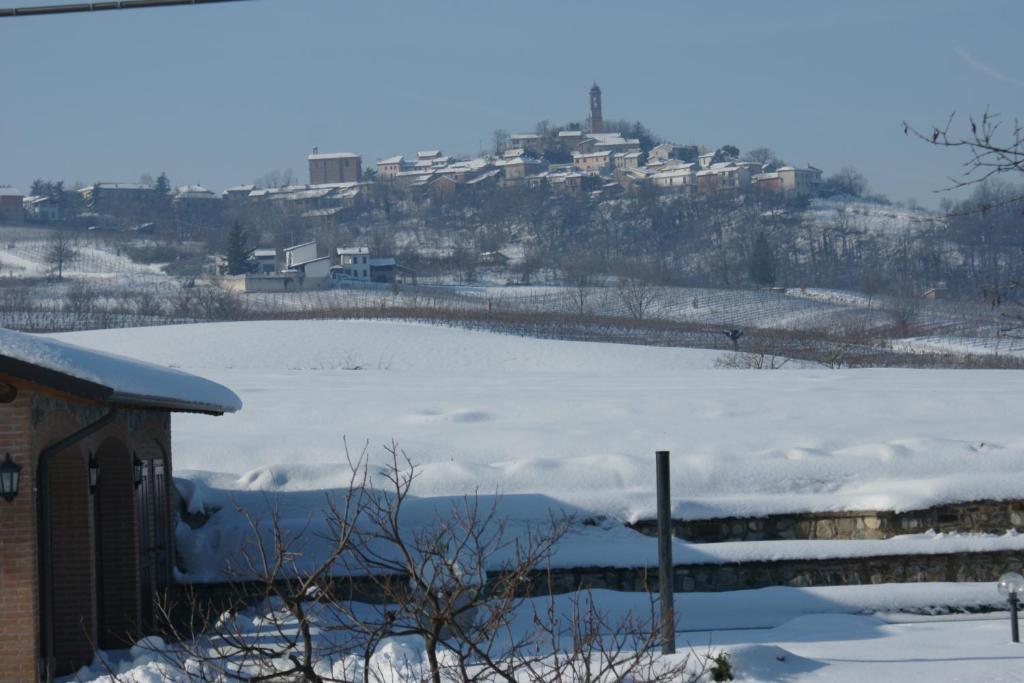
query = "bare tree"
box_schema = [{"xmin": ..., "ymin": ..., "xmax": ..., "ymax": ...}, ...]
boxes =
[
  {"xmin": 905, "ymin": 108, "xmax": 1024, "ymax": 207},
  {"xmin": 46, "ymin": 229, "xmax": 78, "ymax": 279},
  {"xmin": 131, "ymin": 445, "xmax": 718, "ymax": 683},
  {"xmin": 615, "ymin": 276, "xmax": 660, "ymax": 321}
]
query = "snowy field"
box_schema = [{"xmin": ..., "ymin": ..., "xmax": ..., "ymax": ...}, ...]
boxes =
[{"xmin": 57, "ymin": 320, "xmax": 1024, "ymax": 524}]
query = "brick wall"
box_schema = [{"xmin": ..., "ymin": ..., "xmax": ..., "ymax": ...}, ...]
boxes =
[
  {"xmin": 0, "ymin": 388, "xmax": 37, "ymax": 682},
  {"xmin": 0, "ymin": 381, "xmax": 175, "ymax": 681}
]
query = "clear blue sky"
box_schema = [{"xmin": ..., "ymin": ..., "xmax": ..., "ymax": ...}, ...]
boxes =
[{"xmin": 2, "ymin": 0, "xmax": 1022, "ymax": 206}]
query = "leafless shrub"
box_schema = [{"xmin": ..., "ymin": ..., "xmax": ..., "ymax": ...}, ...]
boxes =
[
  {"xmin": 133, "ymin": 444, "xmax": 716, "ymax": 683},
  {"xmin": 715, "ymin": 352, "xmax": 790, "ymax": 369},
  {"xmin": 615, "ymin": 278, "xmax": 660, "ymax": 321},
  {"xmin": 173, "ymin": 285, "xmax": 248, "ymax": 320}
]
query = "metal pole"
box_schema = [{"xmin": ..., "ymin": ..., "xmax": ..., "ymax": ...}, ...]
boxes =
[
  {"xmin": 1011, "ymin": 593, "xmax": 1020, "ymax": 643},
  {"xmin": 656, "ymin": 450, "xmax": 676, "ymax": 654}
]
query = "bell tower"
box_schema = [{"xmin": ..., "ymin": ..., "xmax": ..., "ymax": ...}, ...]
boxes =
[{"xmin": 588, "ymin": 82, "xmax": 603, "ymax": 134}]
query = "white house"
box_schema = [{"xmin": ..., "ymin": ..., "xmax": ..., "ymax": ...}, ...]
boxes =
[
  {"xmin": 283, "ymin": 241, "xmax": 318, "ymax": 268},
  {"xmin": 335, "ymin": 247, "xmax": 371, "ymax": 281}
]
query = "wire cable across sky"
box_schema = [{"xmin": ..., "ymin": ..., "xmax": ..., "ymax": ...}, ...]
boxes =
[{"xmin": 0, "ymin": 0, "xmax": 256, "ymax": 18}]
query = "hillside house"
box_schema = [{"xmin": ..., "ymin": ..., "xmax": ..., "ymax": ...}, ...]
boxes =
[
  {"xmin": 557, "ymin": 129, "xmax": 585, "ymax": 153},
  {"xmin": 613, "ymin": 151, "xmax": 642, "ymax": 171},
  {"xmin": 248, "ymin": 248, "xmax": 278, "ymax": 274},
  {"xmin": 283, "ymin": 240, "xmax": 318, "ymax": 268},
  {"xmin": 0, "ymin": 329, "xmax": 239, "ymax": 680},
  {"xmin": 508, "ymin": 133, "xmax": 545, "ymax": 155},
  {"xmin": 289, "ymin": 255, "xmax": 333, "ymax": 280},
  {"xmin": 495, "ymin": 155, "xmax": 546, "ymax": 182},
  {"xmin": 0, "ymin": 187, "xmax": 24, "ymax": 224},
  {"xmin": 572, "ymin": 150, "xmax": 612, "ymax": 174},
  {"xmin": 376, "ymin": 155, "xmax": 406, "ymax": 179},
  {"xmin": 78, "ymin": 183, "xmax": 157, "ymax": 220},
  {"xmin": 651, "ymin": 164, "xmax": 696, "ymax": 189},
  {"xmin": 576, "ymin": 133, "xmax": 641, "ymax": 155},
  {"xmin": 308, "ymin": 150, "xmax": 362, "ymax": 184},
  {"xmin": 222, "ymin": 184, "xmax": 255, "ymax": 203},
  {"xmin": 336, "ymin": 246, "xmax": 370, "ymax": 281},
  {"xmin": 23, "ymin": 195, "xmax": 60, "ymax": 223},
  {"xmin": 428, "ymin": 174, "xmax": 461, "ymax": 198},
  {"xmin": 777, "ymin": 165, "xmax": 823, "ymax": 195}
]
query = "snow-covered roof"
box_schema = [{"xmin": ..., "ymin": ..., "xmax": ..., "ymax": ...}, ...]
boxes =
[
  {"xmin": 250, "ymin": 248, "xmax": 277, "ymax": 258},
  {"xmin": 337, "ymin": 246, "xmax": 369, "ymax": 256},
  {"xmin": 377, "ymin": 155, "xmax": 404, "ymax": 165},
  {"xmin": 224, "ymin": 184, "xmax": 255, "ymax": 193},
  {"xmin": 284, "ymin": 241, "xmax": 316, "ymax": 252},
  {"xmin": 0, "ymin": 187, "xmax": 23, "ymax": 197},
  {"xmin": 510, "ymin": 133, "xmax": 542, "ymax": 140},
  {"xmin": 87, "ymin": 183, "xmax": 153, "ymax": 191},
  {"xmin": 558, "ymin": 130, "xmax": 583, "ymax": 137},
  {"xmin": 0, "ymin": 328, "xmax": 240, "ymax": 415},
  {"xmin": 465, "ymin": 169, "xmax": 501, "ymax": 184},
  {"xmin": 302, "ymin": 207, "xmax": 346, "ymax": 218},
  {"xmin": 308, "ymin": 152, "xmax": 360, "ymax": 160},
  {"xmin": 416, "ymin": 150, "xmax": 441, "ymax": 159}
]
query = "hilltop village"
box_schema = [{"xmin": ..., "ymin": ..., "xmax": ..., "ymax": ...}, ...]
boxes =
[{"xmin": 3, "ymin": 84, "xmax": 823, "ymax": 232}]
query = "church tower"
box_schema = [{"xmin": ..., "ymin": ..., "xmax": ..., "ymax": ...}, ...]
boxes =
[{"xmin": 588, "ymin": 82, "xmax": 603, "ymax": 134}]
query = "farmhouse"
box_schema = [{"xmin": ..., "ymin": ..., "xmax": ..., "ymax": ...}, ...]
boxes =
[
  {"xmin": 0, "ymin": 328, "xmax": 240, "ymax": 680},
  {"xmin": 0, "ymin": 187, "xmax": 24, "ymax": 224}
]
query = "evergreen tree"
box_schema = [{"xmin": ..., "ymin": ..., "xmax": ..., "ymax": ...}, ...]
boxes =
[
  {"xmin": 225, "ymin": 221, "xmax": 250, "ymax": 275},
  {"xmin": 154, "ymin": 172, "xmax": 171, "ymax": 194},
  {"xmin": 748, "ymin": 231, "xmax": 777, "ymax": 286}
]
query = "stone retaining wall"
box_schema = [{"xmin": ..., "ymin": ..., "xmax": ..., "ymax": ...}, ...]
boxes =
[
  {"xmin": 539, "ymin": 550, "xmax": 1024, "ymax": 594},
  {"xmin": 629, "ymin": 499, "xmax": 1024, "ymax": 543},
  {"xmin": 182, "ymin": 549, "xmax": 1024, "ymax": 611}
]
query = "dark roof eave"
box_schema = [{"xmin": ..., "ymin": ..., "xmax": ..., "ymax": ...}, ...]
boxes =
[
  {"xmin": 0, "ymin": 355, "xmax": 234, "ymax": 416},
  {"xmin": 106, "ymin": 391, "xmax": 230, "ymax": 416}
]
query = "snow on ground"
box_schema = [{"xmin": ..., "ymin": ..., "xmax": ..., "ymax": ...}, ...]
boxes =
[
  {"xmin": 69, "ymin": 583, "xmax": 1024, "ymax": 682},
  {"xmin": 56, "ymin": 320, "xmax": 1024, "ymax": 524},
  {"xmin": 50, "ymin": 321, "xmax": 1024, "ymax": 681},
  {"xmin": 805, "ymin": 198, "xmax": 943, "ymax": 236},
  {"xmin": 0, "ymin": 238, "xmax": 165, "ymax": 278}
]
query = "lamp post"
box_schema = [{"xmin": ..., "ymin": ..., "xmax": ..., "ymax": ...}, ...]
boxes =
[
  {"xmin": 0, "ymin": 452, "xmax": 21, "ymax": 502},
  {"xmin": 998, "ymin": 572, "xmax": 1024, "ymax": 643}
]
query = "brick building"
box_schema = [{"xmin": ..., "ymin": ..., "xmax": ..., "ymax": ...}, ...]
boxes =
[
  {"xmin": 308, "ymin": 149, "xmax": 362, "ymax": 184},
  {"xmin": 0, "ymin": 329, "xmax": 240, "ymax": 680},
  {"xmin": 0, "ymin": 187, "xmax": 24, "ymax": 224}
]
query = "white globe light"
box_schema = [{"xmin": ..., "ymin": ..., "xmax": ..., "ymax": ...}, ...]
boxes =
[{"xmin": 998, "ymin": 572, "xmax": 1024, "ymax": 596}]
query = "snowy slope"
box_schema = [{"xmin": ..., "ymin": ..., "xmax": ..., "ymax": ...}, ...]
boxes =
[{"xmin": 55, "ymin": 321, "xmax": 1024, "ymax": 524}]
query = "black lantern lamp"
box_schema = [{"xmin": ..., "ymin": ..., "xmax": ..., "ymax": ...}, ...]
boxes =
[
  {"xmin": 132, "ymin": 453, "xmax": 144, "ymax": 489},
  {"xmin": 999, "ymin": 572, "xmax": 1024, "ymax": 643},
  {"xmin": 0, "ymin": 453, "xmax": 21, "ymax": 502},
  {"xmin": 87, "ymin": 451, "xmax": 100, "ymax": 494}
]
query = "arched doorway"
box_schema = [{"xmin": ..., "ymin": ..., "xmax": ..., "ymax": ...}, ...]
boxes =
[{"xmin": 93, "ymin": 437, "xmax": 140, "ymax": 649}]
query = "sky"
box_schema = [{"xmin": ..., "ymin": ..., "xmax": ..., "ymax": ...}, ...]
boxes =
[{"xmin": 1, "ymin": 0, "xmax": 1023, "ymax": 207}]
